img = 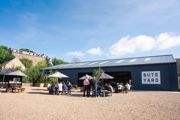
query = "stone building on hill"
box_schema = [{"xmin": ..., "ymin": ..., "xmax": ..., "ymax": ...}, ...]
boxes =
[
  {"xmin": 9, "ymin": 48, "xmax": 50, "ymax": 66},
  {"xmin": 0, "ymin": 57, "xmax": 26, "ymax": 71}
]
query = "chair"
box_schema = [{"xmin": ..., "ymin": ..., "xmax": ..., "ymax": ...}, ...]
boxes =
[
  {"xmin": 6, "ymin": 87, "xmax": 12, "ymax": 92},
  {"xmin": 21, "ymin": 88, "xmax": 25, "ymax": 92},
  {"xmin": 101, "ymin": 90, "xmax": 112, "ymax": 97}
]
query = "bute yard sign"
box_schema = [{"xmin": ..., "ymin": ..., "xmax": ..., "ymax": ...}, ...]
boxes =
[{"xmin": 142, "ymin": 71, "xmax": 161, "ymax": 84}]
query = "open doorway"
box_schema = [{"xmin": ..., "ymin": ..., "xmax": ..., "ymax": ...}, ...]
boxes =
[
  {"xmin": 77, "ymin": 71, "xmax": 132, "ymax": 87},
  {"xmin": 103, "ymin": 71, "xmax": 132, "ymax": 87}
]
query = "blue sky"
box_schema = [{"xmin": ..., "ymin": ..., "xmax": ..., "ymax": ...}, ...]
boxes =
[{"xmin": 0, "ymin": 0, "xmax": 180, "ymax": 62}]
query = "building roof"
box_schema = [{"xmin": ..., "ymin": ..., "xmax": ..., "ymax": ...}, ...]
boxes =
[
  {"xmin": 5, "ymin": 70, "xmax": 27, "ymax": 77},
  {"xmin": 0, "ymin": 68, "xmax": 13, "ymax": 75},
  {"xmin": 43, "ymin": 55, "xmax": 176, "ymax": 70},
  {"xmin": 0, "ymin": 57, "xmax": 26, "ymax": 71}
]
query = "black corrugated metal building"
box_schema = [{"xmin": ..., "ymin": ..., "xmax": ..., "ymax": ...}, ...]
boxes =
[
  {"xmin": 43, "ymin": 55, "xmax": 178, "ymax": 91},
  {"xmin": 176, "ymin": 58, "xmax": 180, "ymax": 90}
]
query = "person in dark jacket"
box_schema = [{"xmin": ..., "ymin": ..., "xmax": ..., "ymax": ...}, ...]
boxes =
[
  {"xmin": 66, "ymin": 81, "xmax": 72, "ymax": 95},
  {"xmin": 62, "ymin": 81, "xmax": 68, "ymax": 93}
]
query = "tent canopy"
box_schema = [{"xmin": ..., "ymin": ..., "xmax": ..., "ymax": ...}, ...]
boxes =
[
  {"xmin": 5, "ymin": 70, "xmax": 27, "ymax": 77},
  {"xmin": 48, "ymin": 71, "xmax": 68, "ymax": 78},
  {"xmin": 0, "ymin": 68, "xmax": 13, "ymax": 75},
  {"xmin": 79, "ymin": 74, "xmax": 93, "ymax": 80},
  {"xmin": 99, "ymin": 72, "xmax": 114, "ymax": 79}
]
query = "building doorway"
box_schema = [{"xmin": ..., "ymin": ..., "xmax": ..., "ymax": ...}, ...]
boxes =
[
  {"xmin": 77, "ymin": 71, "xmax": 132, "ymax": 87},
  {"xmin": 77, "ymin": 72, "xmax": 92, "ymax": 87}
]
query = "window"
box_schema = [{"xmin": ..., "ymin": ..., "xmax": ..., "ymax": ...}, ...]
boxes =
[
  {"xmin": 129, "ymin": 59, "xmax": 137, "ymax": 62},
  {"xmin": 89, "ymin": 62, "xmax": 98, "ymax": 65},
  {"xmin": 77, "ymin": 63, "xmax": 86, "ymax": 66},
  {"xmin": 116, "ymin": 60, "xmax": 124, "ymax": 63},
  {"xmin": 144, "ymin": 58, "xmax": 152, "ymax": 62},
  {"xmin": 99, "ymin": 61, "xmax": 109, "ymax": 65}
]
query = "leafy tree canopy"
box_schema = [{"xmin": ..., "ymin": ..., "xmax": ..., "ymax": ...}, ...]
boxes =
[
  {"xmin": 25, "ymin": 60, "xmax": 48, "ymax": 84},
  {"xmin": 92, "ymin": 68, "xmax": 104, "ymax": 83},
  {"xmin": 0, "ymin": 45, "xmax": 15, "ymax": 64},
  {"xmin": 0, "ymin": 45, "xmax": 8, "ymax": 50},
  {"xmin": 20, "ymin": 48, "xmax": 36, "ymax": 53},
  {"xmin": 52, "ymin": 58, "xmax": 67, "ymax": 66},
  {"xmin": 20, "ymin": 58, "xmax": 33, "ymax": 68},
  {"xmin": 92, "ymin": 68, "xmax": 104, "ymax": 77}
]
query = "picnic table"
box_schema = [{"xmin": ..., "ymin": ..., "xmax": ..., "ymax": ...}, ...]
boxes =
[{"xmin": 6, "ymin": 87, "xmax": 25, "ymax": 93}]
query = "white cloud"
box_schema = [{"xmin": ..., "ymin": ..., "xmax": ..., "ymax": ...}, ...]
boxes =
[
  {"xmin": 156, "ymin": 33, "xmax": 180, "ymax": 50},
  {"xmin": 66, "ymin": 33, "xmax": 180, "ymax": 60},
  {"xmin": 67, "ymin": 51, "xmax": 84, "ymax": 58},
  {"xmin": 86, "ymin": 47, "xmax": 103, "ymax": 56},
  {"xmin": 109, "ymin": 33, "xmax": 180, "ymax": 57}
]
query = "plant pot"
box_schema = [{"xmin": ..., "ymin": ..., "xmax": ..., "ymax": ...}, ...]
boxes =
[
  {"xmin": 44, "ymin": 83, "xmax": 50, "ymax": 87},
  {"xmin": 35, "ymin": 83, "xmax": 44, "ymax": 87}
]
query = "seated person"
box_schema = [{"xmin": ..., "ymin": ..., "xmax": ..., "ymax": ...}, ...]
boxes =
[
  {"xmin": 124, "ymin": 83, "xmax": 131, "ymax": 92},
  {"xmin": 108, "ymin": 83, "xmax": 114, "ymax": 93},
  {"xmin": 102, "ymin": 83, "xmax": 111, "ymax": 96},
  {"xmin": 48, "ymin": 82, "xmax": 56, "ymax": 94},
  {"xmin": 117, "ymin": 83, "xmax": 124, "ymax": 92}
]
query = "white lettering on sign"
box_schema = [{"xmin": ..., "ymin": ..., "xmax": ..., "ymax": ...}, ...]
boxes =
[{"xmin": 142, "ymin": 71, "xmax": 161, "ymax": 84}]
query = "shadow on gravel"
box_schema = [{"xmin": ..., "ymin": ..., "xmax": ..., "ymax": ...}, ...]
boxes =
[
  {"xmin": 27, "ymin": 92, "xmax": 50, "ymax": 95},
  {"xmin": 31, "ymin": 89, "xmax": 47, "ymax": 91}
]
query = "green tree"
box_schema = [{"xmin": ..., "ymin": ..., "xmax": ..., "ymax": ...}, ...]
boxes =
[
  {"xmin": 92, "ymin": 68, "xmax": 104, "ymax": 77},
  {"xmin": 0, "ymin": 45, "xmax": 15, "ymax": 64},
  {"xmin": 25, "ymin": 60, "xmax": 48, "ymax": 84},
  {"xmin": 25, "ymin": 67, "xmax": 41, "ymax": 84},
  {"xmin": 20, "ymin": 58, "xmax": 33, "ymax": 68},
  {"xmin": 52, "ymin": 58, "xmax": 67, "ymax": 65},
  {"xmin": 92, "ymin": 68, "xmax": 104, "ymax": 83}
]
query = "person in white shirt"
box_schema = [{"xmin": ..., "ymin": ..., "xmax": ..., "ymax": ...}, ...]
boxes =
[
  {"xmin": 118, "ymin": 83, "xmax": 124, "ymax": 92},
  {"xmin": 58, "ymin": 82, "xmax": 63, "ymax": 94},
  {"xmin": 125, "ymin": 83, "xmax": 131, "ymax": 91}
]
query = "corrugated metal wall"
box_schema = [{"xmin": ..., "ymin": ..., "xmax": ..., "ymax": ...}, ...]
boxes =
[{"xmin": 56, "ymin": 63, "xmax": 178, "ymax": 91}]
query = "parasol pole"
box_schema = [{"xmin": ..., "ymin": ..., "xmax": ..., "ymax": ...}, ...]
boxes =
[{"xmin": 2, "ymin": 74, "xmax": 5, "ymax": 88}]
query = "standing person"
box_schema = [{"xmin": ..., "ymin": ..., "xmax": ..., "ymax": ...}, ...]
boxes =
[
  {"xmin": 97, "ymin": 83, "xmax": 101, "ymax": 96},
  {"xmin": 49, "ymin": 82, "xmax": 55, "ymax": 94},
  {"xmin": 55, "ymin": 82, "xmax": 59, "ymax": 95},
  {"xmin": 83, "ymin": 77, "xmax": 90, "ymax": 97},
  {"xmin": 62, "ymin": 81, "xmax": 68, "ymax": 94},
  {"xmin": 58, "ymin": 82, "xmax": 63, "ymax": 94},
  {"xmin": 93, "ymin": 78, "xmax": 98, "ymax": 97},
  {"xmin": 67, "ymin": 81, "xmax": 72, "ymax": 95},
  {"xmin": 87, "ymin": 81, "xmax": 91, "ymax": 97},
  {"xmin": 125, "ymin": 82, "xmax": 131, "ymax": 91},
  {"xmin": 89, "ymin": 78, "xmax": 94, "ymax": 96}
]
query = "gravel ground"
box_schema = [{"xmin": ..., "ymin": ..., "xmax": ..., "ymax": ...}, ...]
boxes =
[{"xmin": 0, "ymin": 87, "xmax": 180, "ymax": 120}]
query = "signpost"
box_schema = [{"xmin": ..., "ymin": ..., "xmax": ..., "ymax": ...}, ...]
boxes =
[{"xmin": 142, "ymin": 71, "xmax": 161, "ymax": 84}]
